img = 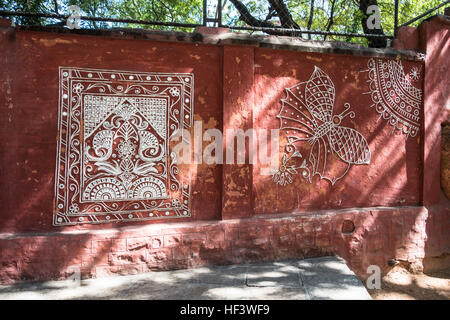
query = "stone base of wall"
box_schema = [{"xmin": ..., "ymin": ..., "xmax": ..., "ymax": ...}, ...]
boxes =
[{"xmin": 1, "ymin": 202, "xmax": 449, "ymax": 284}]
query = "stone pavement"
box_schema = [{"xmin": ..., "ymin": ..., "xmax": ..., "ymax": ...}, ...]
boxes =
[{"xmin": 0, "ymin": 256, "xmax": 371, "ymax": 300}]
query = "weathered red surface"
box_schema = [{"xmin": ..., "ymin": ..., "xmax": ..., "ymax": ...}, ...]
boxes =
[
  {"xmin": 392, "ymin": 26, "xmax": 420, "ymax": 51},
  {"xmin": 0, "ymin": 16, "xmax": 449, "ymax": 284},
  {"xmin": 252, "ymin": 49, "xmax": 423, "ymax": 214},
  {"xmin": 0, "ymin": 204, "xmax": 448, "ymax": 284},
  {"xmin": 393, "ymin": 17, "xmax": 450, "ymax": 205},
  {"xmin": 421, "ymin": 16, "xmax": 450, "ymax": 205},
  {"xmin": 0, "ymin": 30, "xmax": 223, "ymax": 233},
  {"xmin": 0, "ymin": 18, "xmax": 10, "ymax": 28},
  {"xmin": 222, "ymin": 45, "xmax": 254, "ymax": 219}
]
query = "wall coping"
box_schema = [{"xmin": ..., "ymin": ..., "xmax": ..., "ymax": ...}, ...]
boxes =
[
  {"xmin": 0, "ymin": 205, "xmax": 426, "ymax": 240},
  {"xmin": 0, "ymin": 23, "xmax": 425, "ymax": 61}
]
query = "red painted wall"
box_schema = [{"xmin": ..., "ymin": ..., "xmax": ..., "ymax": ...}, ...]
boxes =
[
  {"xmin": 0, "ymin": 29, "xmax": 224, "ymax": 233},
  {"xmin": 252, "ymin": 49, "xmax": 422, "ymax": 214},
  {"xmin": 1, "ymin": 30, "xmax": 423, "ymax": 233},
  {"xmin": 0, "ymin": 16, "xmax": 448, "ymax": 284}
]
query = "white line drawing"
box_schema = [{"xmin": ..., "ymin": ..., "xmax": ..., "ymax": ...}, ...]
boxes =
[
  {"xmin": 363, "ymin": 58, "xmax": 423, "ymax": 138},
  {"xmin": 272, "ymin": 145, "xmax": 310, "ymax": 186},
  {"xmin": 409, "ymin": 67, "xmax": 420, "ymax": 82},
  {"xmin": 54, "ymin": 67, "xmax": 194, "ymax": 226},
  {"xmin": 273, "ymin": 66, "xmax": 371, "ymax": 186}
]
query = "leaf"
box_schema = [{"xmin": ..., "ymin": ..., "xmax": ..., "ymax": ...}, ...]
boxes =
[
  {"xmin": 94, "ymin": 161, "xmax": 121, "ymax": 175},
  {"xmin": 133, "ymin": 163, "xmax": 158, "ymax": 175}
]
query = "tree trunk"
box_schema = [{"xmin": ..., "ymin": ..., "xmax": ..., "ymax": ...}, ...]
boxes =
[
  {"xmin": 229, "ymin": 0, "xmax": 301, "ymax": 37},
  {"xmin": 307, "ymin": 0, "xmax": 315, "ymax": 40}
]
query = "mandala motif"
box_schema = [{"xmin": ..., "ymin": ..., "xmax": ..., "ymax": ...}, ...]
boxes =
[
  {"xmin": 364, "ymin": 58, "xmax": 423, "ymax": 138},
  {"xmin": 54, "ymin": 67, "xmax": 194, "ymax": 226},
  {"xmin": 117, "ymin": 139, "xmax": 137, "ymax": 159},
  {"xmin": 409, "ymin": 67, "xmax": 420, "ymax": 82},
  {"xmin": 273, "ymin": 66, "xmax": 370, "ymax": 186}
]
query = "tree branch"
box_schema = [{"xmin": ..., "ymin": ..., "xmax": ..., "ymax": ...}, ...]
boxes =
[
  {"xmin": 229, "ymin": 0, "xmax": 277, "ymax": 28},
  {"xmin": 265, "ymin": 6, "xmax": 277, "ymax": 22},
  {"xmin": 307, "ymin": 0, "xmax": 314, "ymax": 39},
  {"xmin": 157, "ymin": 0, "xmax": 175, "ymax": 23},
  {"xmin": 323, "ymin": 0, "xmax": 336, "ymax": 40},
  {"xmin": 229, "ymin": 0, "xmax": 301, "ymax": 37},
  {"xmin": 53, "ymin": 0, "xmax": 58, "ymax": 14},
  {"xmin": 268, "ymin": 0, "xmax": 300, "ymax": 29}
]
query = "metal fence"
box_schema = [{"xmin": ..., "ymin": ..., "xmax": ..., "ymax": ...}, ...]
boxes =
[
  {"xmin": 0, "ymin": 0, "xmax": 449, "ymax": 42},
  {"xmin": 216, "ymin": 0, "xmax": 450, "ymax": 40}
]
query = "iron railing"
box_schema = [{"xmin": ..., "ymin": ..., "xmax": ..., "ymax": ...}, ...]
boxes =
[
  {"xmin": 0, "ymin": 10, "xmax": 203, "ymax": 29},
  {"xmin": 398, "ymin": 0, "xmax": 450, "ymax": 28},
  {"xmin": 0, "ymin": 0, "xmax": 449, "ymax": 41}
]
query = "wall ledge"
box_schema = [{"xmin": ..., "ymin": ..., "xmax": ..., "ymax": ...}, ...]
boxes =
[
  {"xmin": 0, "ymin": 205, "xmax": 426, "ymax": 240},
  {"xmin": 0, "ymin": 24, "xmax": 424, "ymax": 61}
]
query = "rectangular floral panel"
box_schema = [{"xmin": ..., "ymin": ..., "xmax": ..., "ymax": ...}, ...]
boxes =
[{"xmin": 54, "ymin": 67, "xmax": 194, "ymax": 226}]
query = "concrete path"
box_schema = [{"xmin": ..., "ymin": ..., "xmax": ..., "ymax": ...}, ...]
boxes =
[{"xmin": 0, "ymin": 256, "xmax": 371, "ymax": 300}]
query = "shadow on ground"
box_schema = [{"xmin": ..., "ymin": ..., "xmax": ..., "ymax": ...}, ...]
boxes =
[{"xmin": 0, "ymin": 256, "xmax": 371, "ymax": 300}]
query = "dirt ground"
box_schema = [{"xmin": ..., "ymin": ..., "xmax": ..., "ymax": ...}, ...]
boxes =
[{"xmin": 366, "ymin": 266, "xmax": 450, "ymax": 300}]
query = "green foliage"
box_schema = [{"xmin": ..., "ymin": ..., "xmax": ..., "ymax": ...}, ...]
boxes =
[
  {"xmin": 222, "ymin": 0, "xmax": 447, "ymax": 44},
  {"xmin": 113, "ymin": 0, "xmax": 202, "ymax": 30},
  {"xmin": 1, "ymin": 0, "xmax": 52, "ymax": 25},
  {"xmin": 1, "ymin": 0, "xmax": 448, "ymax": 44},
  {"xmin": 1, "ymin": 0, "xmax": 203, "ymax": 29},
  {"xmin": 66, "ymin": 0, "xmax": 115, "ymax": 28},
  {"xmin": 378, "ymin": 0, "xmax": 444, "ymax": 30}
]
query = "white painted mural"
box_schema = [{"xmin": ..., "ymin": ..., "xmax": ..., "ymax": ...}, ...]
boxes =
[{"xmin": 54, "ymin": 67, "xmax": 194, "ymax": 225}]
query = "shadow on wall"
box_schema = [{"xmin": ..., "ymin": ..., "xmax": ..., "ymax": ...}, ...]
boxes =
[
  {"xmin": 1, "ymin": 21, "xmax": 449, "ymax": 284},
  {"xmin": 251, "ymin": 60, "xmax": 422, "ymax": 214}
]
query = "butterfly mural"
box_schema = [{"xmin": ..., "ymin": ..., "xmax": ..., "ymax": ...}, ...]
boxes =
[{"xmin": 273, "ymin": 66, "xmax": 371, "ymax": 186}]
